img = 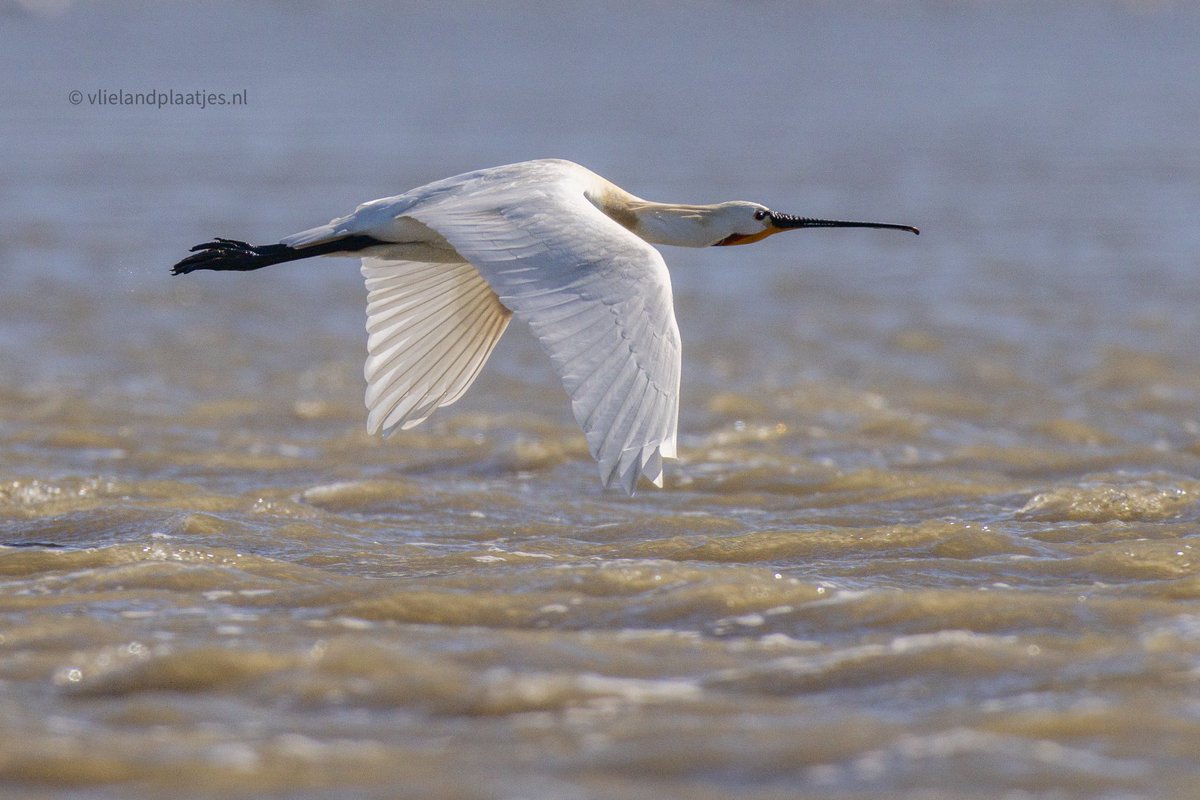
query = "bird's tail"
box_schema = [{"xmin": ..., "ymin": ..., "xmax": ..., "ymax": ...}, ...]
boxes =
[{"xmin": 171, "ymin": 235, "xmax": 386, "ymax": 275}]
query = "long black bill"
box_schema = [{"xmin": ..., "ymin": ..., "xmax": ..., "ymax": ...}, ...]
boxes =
[{"xmin": 770, "ymin": 212, "xmax": 919, "ymax": 235}]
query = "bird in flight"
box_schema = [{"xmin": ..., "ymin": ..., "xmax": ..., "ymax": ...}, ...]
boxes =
[{"xmin": 172, "ymin": 159, "xmax": 917, "ymax": 494}]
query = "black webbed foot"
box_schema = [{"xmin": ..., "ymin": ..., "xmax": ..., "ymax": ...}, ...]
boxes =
[{"xmin": 171, "ymin": 239, "xmax": 294, "ymax": 275}]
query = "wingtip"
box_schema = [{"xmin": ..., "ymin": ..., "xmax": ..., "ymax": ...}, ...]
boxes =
[{"xmin": 598, "ymin": 445, "xmax": 672, "ymax": 495}]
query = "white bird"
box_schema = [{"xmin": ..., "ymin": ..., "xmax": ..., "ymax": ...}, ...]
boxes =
[{"xmin": 172, "ymin": 159, "xmax": 917, "ymax": 494}]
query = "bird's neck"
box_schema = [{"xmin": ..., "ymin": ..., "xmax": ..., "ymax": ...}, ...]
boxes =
[
  {"xmin": 627, "ymin": 202, "xmax": 729, "ymax": 248},
  {"xmin": 590, "ymin": 186, "xmax": 725, "ymax": 248}
]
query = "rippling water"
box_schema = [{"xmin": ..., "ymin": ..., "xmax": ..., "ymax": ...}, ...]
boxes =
[{"xmin": 4, "ymin": 2, "xmax": 1200, "ymax": 798}]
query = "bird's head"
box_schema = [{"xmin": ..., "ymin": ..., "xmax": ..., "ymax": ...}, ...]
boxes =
[{"xmin": 711, "ymin": 201, "xmax": 919, "ymax": 246}]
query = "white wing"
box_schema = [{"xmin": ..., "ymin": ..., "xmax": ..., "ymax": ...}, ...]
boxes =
[
  {"xmin": 362, "ymin": 256, "xmax": 511, "ymax": 436},
  {"xmin": 407, "ymin": 171, "xmax": 682, "ymax": 494}
]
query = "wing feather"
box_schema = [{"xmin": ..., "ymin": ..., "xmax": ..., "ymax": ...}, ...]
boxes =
[
  {"xmin": 407, "ymin": 177, "xmax": 682, "ymax": 493},
  {"xmin": 367, "ymin": 287, "xmax": 497, "ymax": 423},
  {"xmin": 364, "ymin": 268, "xmax": 487, "ymax": 350},
  {"xmin": 365, "ymin": 280, "xmax": 494, "ymax": 383},
  {"xmin": 368, "ymin": 286, "xmax": 500, "ymax": 427},
  {"xmin": 361, "ymin": 255, "xmax": 511, "ymax": 436}
]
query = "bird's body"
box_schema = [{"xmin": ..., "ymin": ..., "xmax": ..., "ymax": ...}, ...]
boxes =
[{"xmin": 173, "ymin": 159, "xmax": 917, "ymax": 493}]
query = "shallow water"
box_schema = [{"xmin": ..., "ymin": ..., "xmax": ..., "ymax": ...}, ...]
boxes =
[{"xmin": 3, "ymin": 2, "xmax": 1200, "ymax": 798}]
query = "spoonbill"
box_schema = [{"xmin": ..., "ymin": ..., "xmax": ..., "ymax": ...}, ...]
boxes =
[{"xmin": 172, "ymin": 159, "xmax": 917, "ymax": 493}]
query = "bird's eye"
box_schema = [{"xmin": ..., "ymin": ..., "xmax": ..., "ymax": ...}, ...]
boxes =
[{"xmin": 754, "ymin": 209, "xmax": 768, "ymax": 221}]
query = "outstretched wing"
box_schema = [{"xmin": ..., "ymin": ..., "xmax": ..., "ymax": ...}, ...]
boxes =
[
  {"xmin": 407, "ymin": 178, "xmax": 682, "ymax": 494},
  {"xmin": 361, "ymin": 256, "xmax": 512, "ymax": 436}
]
